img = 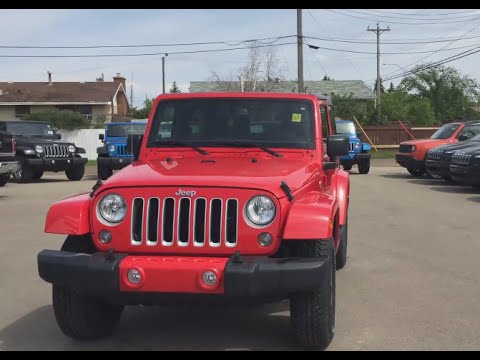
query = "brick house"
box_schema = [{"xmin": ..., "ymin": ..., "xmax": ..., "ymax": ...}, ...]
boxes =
[{"xmin": 0, "ymin": 73, "xmax": 129, "ymax": 122}]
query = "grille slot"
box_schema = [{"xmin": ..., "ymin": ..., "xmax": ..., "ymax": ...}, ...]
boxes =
[
  {"xmin": 210, "ymin": 199, "xmax": 222, "ymax": 246},
  {"xmin": 162, "ymin": 198, "xmax": 175, "ymax": 245},
  {"xmin": 131, "ymin": 198, "xmax": 144, "ymax": 245},
  {"xmin": 194, "ymin": 198, "xmax": 207, "ymax": 246},
  {"xmin": 226, "ymin": 199, "xmax": 238, "ymax": 246},
  {"xmin": 117, "ymin": 145, "xmax": 127, "ymax": 156},
  {"xmin": 178, "ymin": 198, "xmax": 191, "ymax": 246},
  {"xmin": 147, "ymin": 198, "xmax": 160, "ymax": 245}
]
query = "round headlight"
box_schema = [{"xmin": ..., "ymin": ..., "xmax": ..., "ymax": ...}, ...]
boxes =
[
  {"xmin": 35, "ymin": 145, "xmax": 44, "ymax": 153},
  {"xmin": 245, "ymin": 196, "xmax": 276, "ymax": 226},
  {"xmin": 411, "ymin": 145, "xmax": 416, "ymax": 152},
  {"xmin": 354, "ymin": 142, "xmax": 361, "ymax": 149},
  {"xmin": 68, "ymin": 145, "xmax": 76, "ymax": 153},
  {"xmin": 108, "ymin": 144, "xmax": 116, "ymax": 152},
  {"xmin": 98, "ymin": 194, "xmax": 127, "ymax": 223}
]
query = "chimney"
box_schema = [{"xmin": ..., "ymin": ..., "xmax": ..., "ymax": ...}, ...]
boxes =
[
  {"xmin": 47, "ymin": 71, "xmax": 52, "ymax": 85},
  {"xmin": 113, "ymin": 73, "xmax": 126, "ymax": 90}
]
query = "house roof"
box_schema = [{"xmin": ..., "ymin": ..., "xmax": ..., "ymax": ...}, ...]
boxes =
[
  {"xmin": 0, "ymin": 81, "xmax": 123, "ymax": 104},
  {"xmin": 189, "ymin": 80, "xmax": 376, "ymax": 100}
]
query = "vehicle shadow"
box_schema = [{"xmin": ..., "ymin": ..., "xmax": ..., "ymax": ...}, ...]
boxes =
[
  {"xmin": 467, "ymin": 196, "xmax": 480, "ymax": 203},
  {"xmin": 379, "ymin": 173, "xmax": 412, "ymax": 179},
  {"xmin": 428, "ymin": 185, "xmax": 480, "ymax": 194},
  {"xmin": 408, "ymin": 179, "xmax": 455, "ymax": 186},
  {"xmin": 0, "ymin": 302, "xmax": 311, "ymax": 351}
]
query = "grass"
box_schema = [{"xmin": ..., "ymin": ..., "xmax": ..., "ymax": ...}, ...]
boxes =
[
  {"xmin": 87, "ymin": 160, "xmax": 97, "ymax": 166},
  {"xmin": 371, "ymin": 149, "xmax": 397, "ymax": 159}
]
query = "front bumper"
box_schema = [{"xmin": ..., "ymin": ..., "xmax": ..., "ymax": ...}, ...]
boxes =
[
  {"xmin": 37, "ymin": 250, "xmax": 329, "ymax": 300},
  {"xmin": 97, "ymin": 156, "xmax": 133, "ymax": 170},
  {"xmin": 0, "ymin": 161, "xmax": 20, "ymax": 175},
  {"xmin": 425, "ymin": 159, "xmax": 451, "ymax": 178},
  {"xmin": 450, "ymin": 164, "xmax": 480, "ymax": 185},
  {"xmin": 340, "ymin": 152, "xmax": 371, "ymax": 164},
  {"xmin": 24, "ymin": 157, "xmax": 87, "ymax": 171},
  {"xmin": 395, "ymin": 154, "xmax": 425, "ymax": 170}
]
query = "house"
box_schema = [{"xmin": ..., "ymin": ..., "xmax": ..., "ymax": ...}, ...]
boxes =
[
  {"xmin": 189, "ymin": 80, "xmax": 376, "ymax": 101},
  {"xmin": 0, "ymin": 73, "xmax": 129, "ymax": 121}
]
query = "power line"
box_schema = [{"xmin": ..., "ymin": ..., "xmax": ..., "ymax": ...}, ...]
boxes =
[
  {"xmin": 0, "ymin": 41, "xmax": 297, "ymax": 58},
  {"xmin": 0, "ymin": 35, "xmax": 296, "ymax": 49},
  {"xmin": 304, "ymin": 34, "xmax": 480, "ymax": 44},
  {"xmin": 361, "ymin": 9, "xmax": 480, "ymax": 17},
  {"xmin": 325, "ymin": 9, "xmax": 480, "ymax": 25},
  {"xmin": 344, "ymin": 9, "xmax": 480, "ymax": 21}
]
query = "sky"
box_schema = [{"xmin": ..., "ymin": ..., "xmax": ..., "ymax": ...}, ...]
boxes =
[{"xmin": 1, "ymin": 9, "xmax": 480, "ymax": 108}]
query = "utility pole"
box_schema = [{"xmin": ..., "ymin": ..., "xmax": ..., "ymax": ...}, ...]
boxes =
[
  {"xmin": 162, "ymin": 53, "xmax": 168, "ymax": 94},
  {"xmin": 130, "ymin": 73, "xmax": 134, "ymax": 108},
  {"xmin": 297, "ymin": 9, "xmax": 304, "ymax": 93},
  {"xmin": 368, "ymin": 23, "xmax": 390, "ymax": 107}
]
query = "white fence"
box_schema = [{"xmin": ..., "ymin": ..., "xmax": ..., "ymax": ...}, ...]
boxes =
[{"xmin": 59, "ymin": 129, "xmax": 104, "ymax": 160}]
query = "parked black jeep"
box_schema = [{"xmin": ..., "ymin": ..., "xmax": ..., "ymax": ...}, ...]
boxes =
[
  {"xmin": 0, "ymin": 120, "xmax": 87, "ymax": 182},
  {"xmin": 0, "ymin": 130, "xmax": 20, "ymax": 186},
  {"xmin": 449, "ymin": 144, "xmax": 480, "ymax": 187},
  {"xmin": 425, "ymin": 135, "xmax": 480, "ymax": 180}
]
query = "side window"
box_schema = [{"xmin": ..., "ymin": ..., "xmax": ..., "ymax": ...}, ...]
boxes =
[
  {"xmin": 459, "ymin": 125, "xmax": 480, "ymax": 140},
  {"xmin": 320, "ymin": 106, "xmax": 329, "ymax": 140}
]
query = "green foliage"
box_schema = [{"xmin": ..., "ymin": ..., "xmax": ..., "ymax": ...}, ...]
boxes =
[
  {"xmin": 398, "ymin": 64, "xmax": 480, "ymax": 122},
  {"xmin": 128, "ymin": 97, "xmax": 156, "ymax": 119},
  {"xmin": 22, "ymin": 108, "xmax": 90, "ymax": 130},
  {"xmin": 169, "ymin": 81, "xmax": 182, "ymax": 93}
]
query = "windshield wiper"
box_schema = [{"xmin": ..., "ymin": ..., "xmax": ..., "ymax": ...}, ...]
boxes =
[
  {"xmin": 214, "ymin": 142, "xmax": 282, "ymax": 157},
  {"xmin": 151, "ymin": 141, "xmax": 209, "ymax": 155}
]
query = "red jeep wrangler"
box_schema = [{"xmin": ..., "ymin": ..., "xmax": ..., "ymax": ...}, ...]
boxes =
[{"xmin": 37, "ymin": 92, "xmax": 351, "ymax": 350}]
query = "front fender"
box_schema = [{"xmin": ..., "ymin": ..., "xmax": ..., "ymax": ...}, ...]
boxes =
[
  {"xmin": 362, "ymin": 143, "xmax": 371, "ymax": 152},
  {"xmin": 97, "ymin": 146, "xmax": 107, "ymax": 156},
  {"xmin": 332, "ymin": 169, "xmax": 350, "ymax": 225},
  {"xmin": 282, "ymin": 192, "xmax": 338, "ymax": 240},
  {"xmin": 44, "ymin": 193, "xmax": 92, "ymax": 235}
]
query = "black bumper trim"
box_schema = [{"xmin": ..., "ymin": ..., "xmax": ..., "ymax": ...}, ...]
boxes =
[
  {"xmin": 395, "ymin": 154, "xmax": 425, "ymax": 170},
  {"xmin": 97, "ymin": 156, "xmax": 134, "ymax": 170},
  {"xmin": 24, "ymin": 157, "xmax": 87, "ymax": 170},
  {"xmin": 223, "ymin": 255, "xmax": 329, "ymax": 297},
  {"xmin": 450, "ymin": 165, "xmax": 480, "ymax": 185},
  {"xmin": 37, "ymin": 250, "xmax": 127, "ymax": 294},
  {"xmin": 425, "ymin": 159, "xmax": 451, "ymax": 177},
  {"xmin": 355, "ymin": 153, "xmax": 371, "ymax": 160}
]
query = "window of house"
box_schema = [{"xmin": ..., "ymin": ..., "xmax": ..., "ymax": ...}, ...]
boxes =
[{"xmin": 15, "ymin": 105, "xmax": 30, "ymax": 118}]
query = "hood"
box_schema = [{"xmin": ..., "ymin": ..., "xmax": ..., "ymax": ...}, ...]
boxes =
[
  {"xmin": 14, "ymin": 136, "xmax": 73, "ymax": 146},
  {"xmin": 99, "ymin": 155, "xmax": 321, "ymax": 199},
  {"xmin": 457, "ymin": 143, "xmax": 480, "ymax": 156},
  {"xmin": 105, "ymin": 137, "xmax": 127, "ymax": 145},
  {"xmin": 433, "ymin": 140, "xmax": 480, "ymax": 153},
  {"xmin": 401, "ymin": 138, "xmax": 450, "ymax": 146}
]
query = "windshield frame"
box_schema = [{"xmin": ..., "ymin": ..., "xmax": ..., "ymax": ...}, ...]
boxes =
[
  {"xmin": 5, "ymin": 121, "xmax": 56, "ymax": 136},
  {"xmin": 146, "ymin": 98, "xmax": 317, "ymax": 150},
  {"xmin": 430, "ymin": 123, "xmax": 460, "ymax": 139}
]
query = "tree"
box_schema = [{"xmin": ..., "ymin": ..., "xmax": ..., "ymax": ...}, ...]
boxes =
[
  {"xmin": 398, "ymin": 64, "xmax": 480, "ymax": 122},
  {"xmin": 210, "ymin": 44, "xmax": 285, "ymax": 92},
  {"xmin": 169, "ymin": 81, "xmax": 181, "ymax": 93},
  {"xmin": 23, "ymin": 108, "xmax": 90, "ymax": 130},
  {"xmin": 128, "ymin": 97, "xmax": 156, "ymax": 119},
  {"xmin": 387, "ymin": 82, "xmax": 395, "ymax": 93},
  {"xmin": 323, "ymin": 75, "xmax": 334, "ymax": 81}
]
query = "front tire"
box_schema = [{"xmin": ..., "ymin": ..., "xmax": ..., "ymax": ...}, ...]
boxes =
[
  {"xmin": 12, "ymin": 162, "xmax": 34, "ymax": 183},
  {"xmin": 289, "ymin": 238, "xmax": 336, "ymax": 350},
  {"xmin": 425, "ymin": 168, "xmax": 442, "ymax": 179},
  {"xmin": 407, "ymin": 167, "xmax": 425, "ymax": 177},
  {"xmin": 342, "ymin": 163, "xmax": 353, "ymax": 171},
  {"xmin": 97, "ymin": 162, "xmax": 113, "ymax": 180},
  {"xmin": 0, "ymin": 173, "xmax": 9, "ymax": 186},
  {"xmin": 65, "ymin": 164, "xmax": 85, "ymax": 181},
  {"xmin": 358, "ymin": 159, "xmax": 370, "ymax": 174},
  {"xmin": 52, "ymin": 235, "xmax": 123, "ymax": 340}
]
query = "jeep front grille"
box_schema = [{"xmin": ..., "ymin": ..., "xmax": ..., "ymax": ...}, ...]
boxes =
[
  {"xmin": 427, "ymin": 149, "xmax": 442, "ymax": 161},
  {"xmin": 349, "ymin": 143, "xmax": 354, "ymax": 152},
  {"xmin": 451, "ymin": 153, "xmax": 471, "ymax": 166},
  {"xmin": 44, "ymin": 144, "xmax": 69, "ymax": 158},
  {"xmin": 131, "ymin": 197, "xmax": 239, "ymax": 247},
  {"xmin": 399, "ymin": 144, "xmax": 413, "ymax": 153},
  {"xmin": 116, "ymin": 145, "xmax": 128, "ymax": 156}
]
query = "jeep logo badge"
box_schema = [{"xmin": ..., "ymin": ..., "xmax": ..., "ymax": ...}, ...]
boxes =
[{"xmin": 175, "ymin": 189, "xmax": 196, "ymax": 197}]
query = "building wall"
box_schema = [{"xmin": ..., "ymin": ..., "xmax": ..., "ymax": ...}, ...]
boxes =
[
  {"xmin": 0, "ymin": 106, "xmax": 15, "ymax": 120},
  {"xmin": 92, "ymin": 104, "xmax": 112, "ymax": 120},
  {"xmin": 59, "ymin": 128, "xmax": 104, "ymax": 160}
]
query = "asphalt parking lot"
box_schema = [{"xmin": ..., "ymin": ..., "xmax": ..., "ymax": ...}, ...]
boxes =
[{"xmin": 1, "ymin": 161, "xmax": 480, "ymax": 351}]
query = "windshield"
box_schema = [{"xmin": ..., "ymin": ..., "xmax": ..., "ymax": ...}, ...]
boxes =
[
  {"xmin": 430, "ymin": 124, "xmax": 460, "ymax": 139},
  {"xmin": 147, "ymin": 98, "xmax": 315, "ymax": 149},
  {"xmin": 6, "ymin": 121, "xmax": 55, "ymax": 136},
  {"xmin": 335, "ymin": 121, "xmax": 356, "ymax": 135},
  {"xmin": 106, "ymin": 123, "xmax": 146, "ymax": 137}
]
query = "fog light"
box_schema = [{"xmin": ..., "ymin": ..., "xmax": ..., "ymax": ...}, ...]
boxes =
[
  {"xmin": 258, "ymin": 232, "xmax": 273, "ymax": 247},
  {"xmin": 202, "ymin": 271, "xmax": 217, "ymax": 286},
  {"xmin": 127, "ymin": 269, "xmax": 142, "ymax": 284},
  {"xmin": 98, "ymin": 230, "xmax": 112, "ymax": 244}
]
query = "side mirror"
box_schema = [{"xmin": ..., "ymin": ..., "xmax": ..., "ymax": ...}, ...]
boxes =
[
  {"xmin": 327, "ymin": 134, "xmax": 350, "ymax": 159},
  {"xmin": 126, "ymin": 134, "xmax": 143, "ymax": 161},
  {"xmin": 356, "ymin": 131, "xmax": 361, "ymax": 138},
  {"xmin": 55, "ymin": 133, "xmax": 61, "ymax": 139},
  {"xmin": 99, "ymin": 133, "xmax": 104, "ymax": 141},
  {"xmin": 458, "ymin": 134, "xmax": 469, "ymax": 141}
]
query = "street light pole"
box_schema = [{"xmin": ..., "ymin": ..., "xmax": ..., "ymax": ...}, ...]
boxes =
[{"xmin": 383, "ymin": 63, "xmax": 406, "ymax": 78}]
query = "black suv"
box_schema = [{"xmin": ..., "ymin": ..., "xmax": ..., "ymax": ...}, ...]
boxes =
[
  {"xmin": 0, "ymin": 120, "xmax": 87, "ymax": 182},
  {"xmin": 450, "ymin": 144, "xmax": 480, "ymax": 187},
  {"xmin": 425, "ymin": 134, "xmax": 480, "ymax": 180}
]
